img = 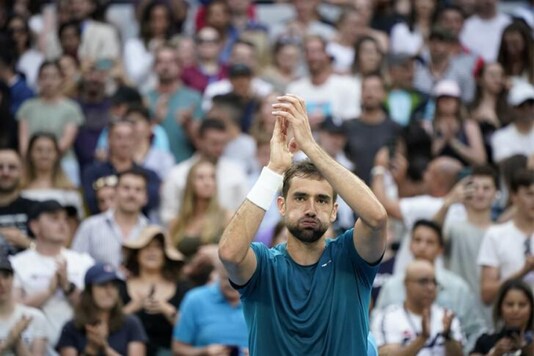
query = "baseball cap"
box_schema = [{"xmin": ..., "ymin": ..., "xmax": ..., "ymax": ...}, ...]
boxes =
[
  {"xmin": 508, "ymin": 81, "xmax": 534, "ymax": 107},
  {"xmin": 0, "ymin": 256, "xmax": 13, "ymax": 274},
  {"xmin": 229, "ymin": 64, "xmax": 252, "ymax": 78},
  {"xmin": 319, "ymin": 116, "xmax": 346, "ymax": 135},
  {"xmin": 84, "ymin": 263, "xmax": 121, "ymax": 286},
  {"xmin": 28, "ymin": 200, "xmax": 65, "ymax": 221},
  {"xmin": 434, "ymin": 79, "xmax": 461, "ymax": 98}
]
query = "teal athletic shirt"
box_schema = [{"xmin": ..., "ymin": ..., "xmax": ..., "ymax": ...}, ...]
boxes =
[{"xmin": 232, "ymin": 229, "xmax": 381, "ymax": 355}]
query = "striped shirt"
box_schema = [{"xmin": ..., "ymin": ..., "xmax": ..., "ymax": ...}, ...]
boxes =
[{"xmin": 71, "ymin": 209, "xmax": 148, "ymax": 268}]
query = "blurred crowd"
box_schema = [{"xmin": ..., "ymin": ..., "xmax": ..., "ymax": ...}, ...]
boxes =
[{"xmin": 0, "ymin": 0, "xmax": 533, "ymax": 355}]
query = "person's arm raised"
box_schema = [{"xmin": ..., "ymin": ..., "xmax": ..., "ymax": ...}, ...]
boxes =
[
  {"xmin": 273, "ymin": 95, "xmax": 387, "ymax": 264},
  {"xmin": 218, "ymin": 116, "xmax": 293, "ymax": 285}
]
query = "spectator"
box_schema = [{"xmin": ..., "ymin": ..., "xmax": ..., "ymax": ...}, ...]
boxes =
[
  {"xmin": 0, "ymin": 256, "xmax": 48, "ymax": 355},
  {"xmin": 497, "ymin": 21, "xmax": 534, "ymax": 85},
  {"xmin": 0, "ymin": 47, "xmax": 34, "ymax": 115},
  {"xmin": 431, "ymin": 79, "xmax": 487, "ymax": 166},
  {"xmin": 20, "ymin": 133, "xmax": 84, "ymax": 218},
  {"xmin": 146, "ymin": 45, "xmax": 203, "ymax": 164},
  {"xmin": 58, "ymin": 21, "xmax": 81, "ymax": 60},
  {"xmin": 92, "ymin": 175, "xmax": 117, "ymax": 214},
  {"xmin": 249, "ymin": 92, "xmax": 279, "ymax": 139},
  {"xmin": 58, "ymin": 54, "xmax": 81, "ymax": 99},
  {"xmin": 352, "ymin": 35, "xmax": 384, "ymax": 88},
  {"xmin": 460, "ymin": 0, "xmax": 511, "ymax": 62},
  {"xmin": 261, "ymin": 39, "xmax": 301, "ymax": 93},
  {"xmin": 287, "ymin": 36, "xmax": 360, "ymax": 126},
  {"xmin": 0, "ymin": 81, "xmax": 17, "ymax": 149},
  {"xmin": 122, "ymin": 226, "xmax": 188, "ymax": 356},
  {"xmin": 81, "ymin": 119, "xmax": 161, "ymax": 217},
  {"xmin": 201, "ymin": 0, "xmax": 237, "ymax": 64},
  {"xmin": 160, "ymin": 119, "xmax": 247, "ymax": 225},
  {"xmin": 470, "ymin": 279, "xmax": 534, "ymax": 356},
  {"xmin": 491, "ymin": 81, "xmax": 534, "ymax": 163},
  {"xmin": 0, "ymin": 148, "xmax": 36, "ymax": 255},
  {"xmin": 17, "ymin": 61, "xmax": 84, "ymax": 186},
  {"xmin": 73, "ymin": 169, "xmax": 149, "ymax": 268},
  {"xmin": 478, "ymin": 169, "xmax": 534, "ymax": 305},
  {"xmin": 169, "ymin": 159, "xmax": 232, "ymax": 258},
  {"xmin": 372, "ymin": 260, "xmax": 464, "ymax": 355},
  {"xmin": 56, "ymin": 263, "xmax": 147, "ymax": 355},
  {"xmin": 172, "ymin": 261, "xmax": 248, "ymax": 355},
  {"xmin": 10, "ymin": 200, "xmax": 94, "ymax": 347},
  {"xmin": 345, "ymin": 74, "xmax": 401, "ymax": 185}
]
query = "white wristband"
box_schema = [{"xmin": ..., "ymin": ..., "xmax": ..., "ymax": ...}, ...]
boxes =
[{"xmin": 246, "ymin": 167, "xmax": 283, "ymax": 210}]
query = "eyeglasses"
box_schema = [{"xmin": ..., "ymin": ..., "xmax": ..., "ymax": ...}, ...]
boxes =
[
  {"xmin": 407, "ymin": 278, "xmax": 439, "ymax": 288},
  {"xmin": 92, "ymin": 175, "xmax": 118, "ymax": 190}
]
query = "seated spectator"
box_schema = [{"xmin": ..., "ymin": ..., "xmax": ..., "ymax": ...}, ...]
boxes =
[
  {"xmin": 20, "ymin": 133, "xmax": 84, "ymax": 218},
  {"xmin": 479, "ymin": 169, "xmax": 534, "ymax": 305},
  {"xmin": 431, "ymin": 80, "xmax": 487, "ymax": 166},
  {"xmin": 122, "ymin": 226, "xmax": 189, "ymax": 355},
  {"xmin": 82, "ymin": 119, "xmax": 161, "ymax": 217},
  {"xmin": 56, "ymin": 263, "xmax": 147, "ymax": 355},
  {"xmin": 73, "ymin": 169, "xmax": 149, "ymax": 268},
  {"xmin": 10, "ymin": 200, "xmax": 94, "ymax": 347},
  {"xmin": 169, "ymin": 159, "xmax": 232, "ymax": 258},
  {"xmin": 160, "ymin": 119, "xmax": 247, "ymax": 225},
  {"xmin": 352, "ymin": 36, "xmax": 385, "ymax": 82},
  {"xmin": 17, "ymin": 61, "xmax": 84, "ymax": 186},
  {"xmin": 0, "ymin": 256, "xmax": 48, "ymax": 355},
  {"xmin": 470, "ymin": 279, "xmax": 534, "ymax": 356},
  {"xmin": 497, "ymin": 21, "xmax": 534, "ymax": 85},
  {"xmin": 58, "ymin": 54, "xmax": 81, "ymax": 99},
  {"xmin": 0, "ymin": 148, "xmax": 37, "ymax": 255},
  {"xmin": 372, "ymin": 260, "xmax": 464, "ymax": 355},
  {"xmin": 92, "ymin": 175, "xmax": 116, "ymax": 213},
  {"xmin": 374, "ymin": 219, "xmax": 485, "ymax": 350},
  {"xmin": 172, "ymin": 261, "xmax": 248, "ymax": 355},
  {"xmin": 249, "ymin": 92, "xmax": 279, "ymax": 139},
  {"xmin": 491, "ymin": 81, "xmax": 534, "ymax": 163},
  {"xmin": 261, "ymin": 39, "xmax": 301, "ymax": 93}
]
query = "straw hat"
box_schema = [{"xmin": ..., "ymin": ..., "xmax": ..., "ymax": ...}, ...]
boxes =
[{"xmin": 123, "ymin": 225, "xmax": 184, "ymax": 263}]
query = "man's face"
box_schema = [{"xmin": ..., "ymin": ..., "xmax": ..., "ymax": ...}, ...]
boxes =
[
  {"xmin": 439, "ymin": 10, "xmax": 464, "ymax": 37},
  {"xmin": 230, "ymin": 43, "xmax": 256, "ymax": 70},
  {"xmin": 115, "ymin": 174, "xmax": 147, "ymax": 214},
  {"xmin": 429, "ymin": 38, "xmax": 451, "ymax": 62},
  {"xmin": 278, "ymin": 176, "xmax": 337, "ymax": 244},
  {"xmin": 108, "ymin": 123, "xmax": 135, "ymax": 161},
  {"xmin": 361, "ymin": 77, "xmax": 386, "ymax": 110},
  {"xmin": 304, "ymin": 39, "xmax": 329, "ymax": 76},
  {"xmin": 409, "ymin": 225, "xmax": 443, "ymax": 262},
  {"xmin": 513, "ymin": 100, "xmax": 534, "ymax": 124},
  {"xmin": 465, "ymin": 175, "xmax": 497, "ymax": 212},
  {"xmin": 155, "ymin": 48, "xmax": 180, "ymax": 83},
  {"xmin": 390, "ymin": 60, "xmax": 414, "ymax": 89},
  {"xmin": 0, "ymin": 271, "xmax": 13, "ymax": 304},
  {"xmin": 230, "ymin": 76, "xmax": 252, "ymax": 98},
  {"xmin": 200, "ymin": 129, "xmax": 229, "ymax": 162},
  {"xmin": 405, "ymin": 263, "xmax": 438, "ymax": 309},
  {"xmin": 0, "ymin": 150, "xmax": 21, "ymax": 195},
  {"xmin": 512, "ymin": 184, "xmax": 534, "ymax": 221},
  {"xmin": 31, "ymin": 210, "xmax": 70, "ymax": 244}
]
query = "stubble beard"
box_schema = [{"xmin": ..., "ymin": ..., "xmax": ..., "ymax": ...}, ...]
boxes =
[{"xmin": 286, "ymin": 218, "xmax": 329, "ymax": 244}]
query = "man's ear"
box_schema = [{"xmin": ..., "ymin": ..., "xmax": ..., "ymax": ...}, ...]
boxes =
[
  {"xmin": 330, "ymin": 202, "xmax": 338, "ymax": 223},
  {"xmin": 29, "ymin": 220, "xmax": 38, "ymax": 237},
  {"xmin": 277, "ymin": 196, "xmax": 286, "ymax": 215}
]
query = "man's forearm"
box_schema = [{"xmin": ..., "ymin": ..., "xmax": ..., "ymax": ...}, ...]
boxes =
[{"xmin": 444, "ymin": 339, "xmax": 463, "ymax": 356}]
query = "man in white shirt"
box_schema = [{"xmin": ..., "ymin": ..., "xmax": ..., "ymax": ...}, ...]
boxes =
[
  {"xmin": 10, "ymin": 200, "xmax": 94, "ymax": 347},
  {"xmin": 160, "ymin": 119, "xmax": 248, "ymax": 225},
  {"xmin": 478, "ymin": 169, "xmax": 534, "ymax": 305},
  {"xmin": 286, "ymin": 36, "xmax": 360, "ymax": 124},
  {"xmin": 491, "ymin": 81, "xmax": 534, "ymax": 163},
  {"xmin": 0, "ymin": 256, "xmax": 48, "ymax": 355},
  {"xmin": 372, "ymin": 260, "xmax": 464, "ymax": 355}
]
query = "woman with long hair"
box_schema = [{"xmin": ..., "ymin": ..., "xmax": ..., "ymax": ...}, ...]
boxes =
[
  {"xmin": 352, "ymin": 36, "xmax": 384, "ymax": 79},
  {"xmin": 470, "ymin": 279, "xmax": 534, "ymax": 355},
  {"xmin": 122, "ymin": 226, "xmax": 189, "ymax": 356},
  {"xmin": 497, "ymin": 21, "xmax": 534, "ymax": 85},
  {"xmin": 431, "ymin": 79, "xmax": 487, "ymax": 166},
  {"xmin": 56, "ymin": 263, "xmax": 147, "ymax": 355},
  {"xmin": 169, "ymin": 159, "xmax": 231, "ymax": 258}
]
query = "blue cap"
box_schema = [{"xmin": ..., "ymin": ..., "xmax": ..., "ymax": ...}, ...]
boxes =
[{"xmin": 84, "ymin": 263, "xmax": 120, "ymax": 286}]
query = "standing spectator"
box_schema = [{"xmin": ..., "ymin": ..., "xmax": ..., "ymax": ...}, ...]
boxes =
[
  {"xmin": 497, "ymin": 21, "xmax": 534, "ymax": 85},
  {"xmin": 0, "ymin": 256, "xmax": 48, "ymax": 355},
  {"xmin": 160, "ymin": 119, "xmax": 247, "ymax": 225},
  {"xmin": 460, "ymin": 0, "xmax": 511, "ymax": 62},
  {"xmin": 146, "ymin": 45, "xmax": 203, "ymax": 164},
  {"xmin": 56, "ymin": 263, "xmax": 147, "ymax": 355},
  {"xmin": 491, "ymin": 81, "xmax": 534, "ymax": 163},
  {"xmin": 287, "ymin": 36, "xmax": 360, "ymax": 126},
  {"xmin": 0, "ymin": 50, "xmax": 34, "ymax": 116},
  {"xmin": 345, "ymin": 74, "xmax": 401, "ymax": 185},
  {"xmin": 10, "ymin": 200, "xmax": 94, "ymax": 347},
  {"xmin": 73, "ymin": 169, "xmax": 149, "ymax": 268},
  {"xmin": 0, "ymin": 148, "xmax": 36, "ymax": 255},
  {"xmin": 122, "ymin": 226, "xmax": 188, "ymax": 356},
  {"xmin": 17, "ymin": 61, "xmax": 84, "ymax": 186}
]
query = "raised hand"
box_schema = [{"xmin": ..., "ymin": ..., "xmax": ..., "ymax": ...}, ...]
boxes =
[
  {"xmin": 267, "ymin": 114, "xmax": 295, "ymax": 174},
  {"xmin": 272, "ymin": 95, "xmax": 315, "ymax": 153},
  {"xmin": 441, "ymin": 309, "xmax": 454, "ymax": 337},
  {"xmin": 421, "ymin": 308, "xmax": 431, "ymax": 339}
]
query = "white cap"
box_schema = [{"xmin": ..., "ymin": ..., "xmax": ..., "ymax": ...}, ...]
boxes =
[
  {"xmin": 508, "ymin": 81, "xmax": 534, "ymax": 107},
  {"xmin": 433, "ymin": 79, "xmax": 461, "ymax": 98}
]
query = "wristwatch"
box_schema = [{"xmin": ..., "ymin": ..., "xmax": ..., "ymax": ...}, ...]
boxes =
[{"xmin": 63, "ymin": 282, "xmax": 76, "ymax": 296}]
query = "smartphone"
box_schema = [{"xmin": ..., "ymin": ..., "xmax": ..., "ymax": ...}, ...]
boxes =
[{"xmin": 502, "ymin": 326, "xmax": 521, "ymax": 339}]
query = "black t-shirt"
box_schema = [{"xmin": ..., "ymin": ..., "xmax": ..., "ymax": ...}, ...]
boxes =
[
  {"xmin": 56, "ymin": 315, "xmax": 147, "ymax": 355},
  {"xmin": 0, "ymin": 196, "xmax": 37, "ymax": 254},
  {"xmin": 471, "ymin": 331, "xmax": 533, "ymax": 356}
]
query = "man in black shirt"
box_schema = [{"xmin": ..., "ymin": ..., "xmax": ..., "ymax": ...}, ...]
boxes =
[{"xmin": 0, "ymin": 148, "xmax": 36, "ymax": 254}]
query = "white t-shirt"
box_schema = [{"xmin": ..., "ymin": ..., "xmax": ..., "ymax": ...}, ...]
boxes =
[
  {"xmin": 478, "ymin": 221, "xmax": 534, "ymax": 286},
  {"xmin": 372, "ymin": 304, "xmax": 464, "ymax": 355},
  {"xmin": 460, "ymin": 13, "xmax": 511, "ymax": 62},
  {"xmin": 326, "ymin": 42, "xmax": 355, "ymax": 74},
  {"xmin": 286, "ymin": 74, "xmax": 361, "ymax": 121},
  {"xmin": 491, "ymin": 124, "xmax": 534, "ymax": 163},
  {"xmin": 0, "ymin": 304, "xmax": 48, "ymax": 356},
  {"xmin": 10, "ymin": 249, "xmax": 94, "ymax": 345},
  {"xmin": 390, "ymin": 23, "xmax": 424, "ymax": 56}
]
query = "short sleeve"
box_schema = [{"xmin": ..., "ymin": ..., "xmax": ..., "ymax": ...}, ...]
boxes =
[
  {"xmin": 338, "ymin": 229, "xmax": 381, "ymax": 288},
  {"xmin": 56, "ymin": 321, "xmax": 83, "ymax": 351},
  {"xmin": 231, "ymin": 242, "xmax": 269, "ymax": 299},
  {"xmin": 477, "ymin": 229, "xmax": 500, "ymax": 268},
  {"xmin": 173, "ymin": 291, "xmax": 198, "ymax": 343},
  {"xmin": 125, "ymin": 315, "xmax": 147, "ymax": 343},
  {"xmin": 66, "ymin": 100, "xmax": 84, "ymax": 126},
  {"xmin": 16, "ymin": 100, "xmax": 32, "ymax": 121},
  {"xmin": 27, "ymin": 308, "xmax": 48, "ymax": 340}
]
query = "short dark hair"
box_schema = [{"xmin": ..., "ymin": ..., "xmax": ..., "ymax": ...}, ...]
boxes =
[
  {"xmin": 58, "ymin": 20, "xmax": 81, "ymax": 39},
  {"xmin": 436, "ymin": 4, "xmax": 466, "ymax": 20},
  {"xmin": 471, "ymin": 165, "xmax": 499, "ymax": 189},
  {"xmin": 412, "ymin": 219, "xmax": 444, "ymax": 246},
  {"xmin": 510, "ymin": 169, "xmax": 534, "ymax": 193},
  {"xmin": 493, "ymin": 279, "xmax": 534, "ymax": 330},
  {"xmin": 38, "ymin": 60, "xmax": 61, "ymax": 78},
  {"xmin": 117, "ymin": 168, "xmax": 148, "ymax": 188},
  {"xmin": 126, "ymin": 104, "xmax": 151, "ymax": 122},
  {"xmin": 282, "ymin": 160, "xmax": 337, "ymax": 201},
  {"xmin": 198, "ymin": 118, "xmax": 226, "ymax": 138}
]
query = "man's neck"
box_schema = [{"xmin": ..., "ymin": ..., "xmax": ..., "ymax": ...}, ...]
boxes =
[
  {"xmin": 430, "ymin": 57, "xmax": 450, "ymax": 77},
  {"xmin": 286, "ymin": 236, "xmax": 325, "ymax": 266},
  {"xmin": 513, "ymin": 215, "xmax": 534, "ymax": 235},
  {"xmin": 514, "ymin": 120, "xmax": 533, "ymax": 134},
  {"xmin": 35, "ymin": 241, "xmax": 63, "ymax": 257},
  {"xmin": 311, "ymin": 69, "xmax": 331, "ymax": 86},
  {"xmin": 361, "ymin": 108, "xmax": 386, "ymax": 124},
  {"xmin": 478, "ymin": 9, "xmax": 497, "ymax": 20},
  {"xmin": 0, "ymin": 191, "xmax": 19, "ymax": 206},
  {"xmin": 404, "ymin": 300, "xmax": 425, "ymax": 315},
  {"xmin": 109, "ymin": 156, "xmax": 133, "ymax": 172},
  {"xmin": 0, "ymin": 299, "xmax": 15, "ymax": 317},
  {"xmin": 158, "ymin": 80, "xmax": 179, "ymax": 94},
  {"xmin": 114, "ymin": 209, "xmax": 140, "ymax": 226},
  {"xmin": 466, "ymin": 207, "xmax": 493, "ymax": 229}
]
